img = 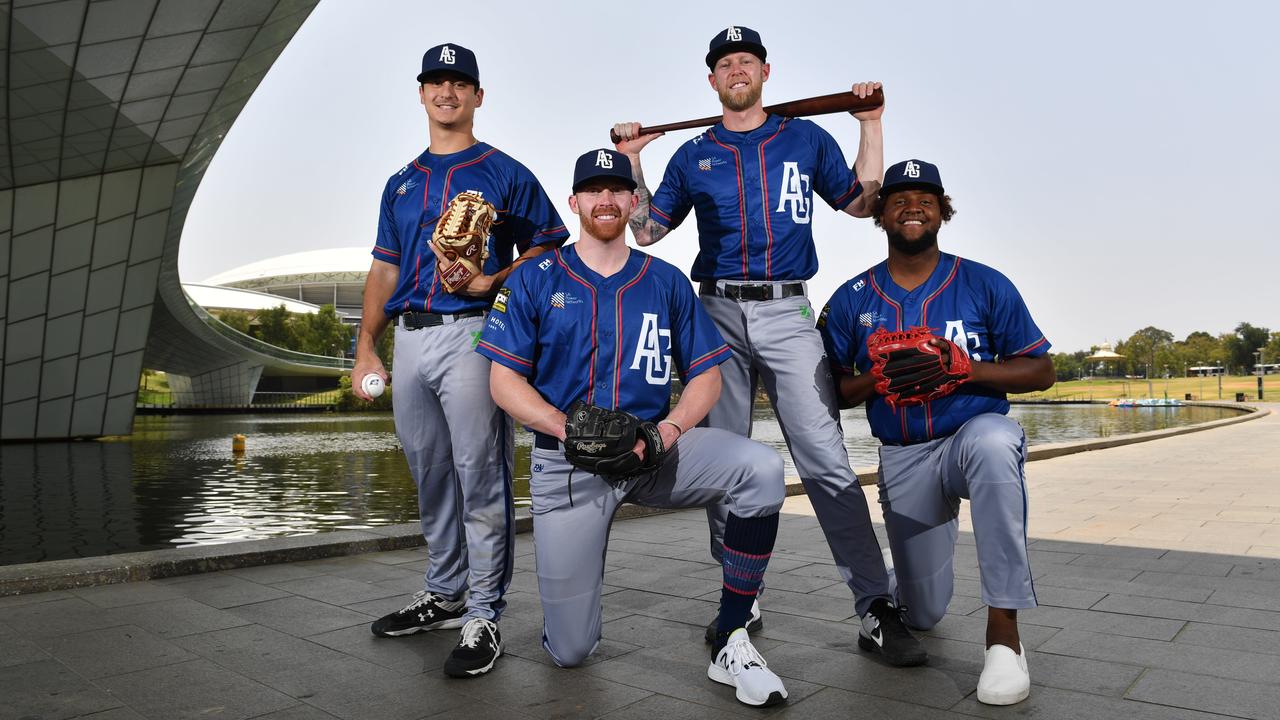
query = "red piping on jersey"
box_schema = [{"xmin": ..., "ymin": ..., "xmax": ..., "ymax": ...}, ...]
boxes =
[
  {"xmin": 650, "ymin": 205, "xmax": 673, "ymax": 225},
  {"xmin": 440, "ymin": 148, "xmax": 498, "ymax": 213},
  {"xmin": 920, "ymin": 256, "xmax": 961, "ymax": 327},
  {"xmin": 477, "ymin": 340, "xmax": 532, "ymax": 369},
  {"xmin": 557, "ymin": 249, "xmax": 600, "ymax": 404},
  {"xmin": 689, "ymin": 344, "xmax": 731, "ymax": 374},
  {"xmin": 757, "ymin": 122, "xmax": 785, "ymax": 280},
  {"xmin": 613, "ymin": 257, "xmax": 653, "ymax": 408},
  {"xmin": 867, "ymin": 271, "xmax": 909, "ymax": 440},
  {"xmin": 372, "ymin": 246, "xmax": 400, "ymax": 260},
  {"xmin": 708, "ymin": 130, "xmax": 749, "ymax": 278},
  {"xmin": 1011, "ymin": 336, "xmax": 1049, "ymax": 356},
  {"xmin": 833, "ymin": 177, "xmax": 862, "ymax": 208}
]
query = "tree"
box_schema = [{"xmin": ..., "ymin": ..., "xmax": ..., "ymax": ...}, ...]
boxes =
[
  {"xmin": 1265, "ymin": 331, "xmax": 1280, "ymax": 368},
  {"xmin": 294, "ymin": 305, "xmax": 353, "ymax": 357},
  {"xmin": 1228, "ymin": 322, "xmax": 1271, "ymax": 371},
  {"xmin": 1051, "ymin": 351, "xmax": 1087, "ymax": 381},
  {"xmin": 254, "ymin": 305, "xmax": 298, "ymax": 349},
  {"xmin": 1119, "ymin": 326, "xmax": 1174, "ymax": 376},
  {"xmin": 217, "ymin": 310, "xmax": 253, "ymax": 335}
]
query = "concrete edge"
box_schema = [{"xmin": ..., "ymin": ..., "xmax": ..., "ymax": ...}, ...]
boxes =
[{"xmin": 3, "ymin": 404, "xmax": 1266, "ymax": 596}]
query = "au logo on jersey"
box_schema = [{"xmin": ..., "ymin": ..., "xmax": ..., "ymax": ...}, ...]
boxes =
[
  {"xmin": 944, "ymin": 320, "xmax": 982, "ymax": 361},
  {"xmin": 492, "ymin": 287, "xmax": 510, "ymax": 313},
  {"xmin": 630, "ymin": 313, "xmax": 672, "ymax": 385},
  {"xmin": 776, "ymin": 162, "xmax": 811, "ymax": 224}
]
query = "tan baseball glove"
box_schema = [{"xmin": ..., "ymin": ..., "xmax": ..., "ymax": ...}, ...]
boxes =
[{"xmin": 432, "ymin": 190, "xmax": 496, "ymax": 293}]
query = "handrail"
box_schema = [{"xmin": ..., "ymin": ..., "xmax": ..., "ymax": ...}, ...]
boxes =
[{"xmin": 185, "ymin": 294, "xmax": 354, "ymax": 370}]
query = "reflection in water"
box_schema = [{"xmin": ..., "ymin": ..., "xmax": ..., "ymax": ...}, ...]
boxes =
[{"xmin": 0, "ymin": 404, "xmax": 1240, "ymax": 564}]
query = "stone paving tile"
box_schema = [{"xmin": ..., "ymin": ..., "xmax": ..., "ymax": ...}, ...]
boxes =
[
  {"xmin": 1125, "ymin": 668, "xmax": 1280, "ymax": 720},
  {"xmin": 286, "ymin": 557, "xmax": 425, "ymax": 585},
  {"xmin": 1026, "ymin": 538, "xmax": 1168, "ymax": 559},
  {"xmin": 914, "ymin": 613, "xmax": 1060, "ymax": 650},
  {"xmin": 305, "ymin": 621, "xmax": 457, "ymax": 674},
  {"xmin": 1206, "ymin": 587, "xmax": 1280, "ymax": 613},
  {"xmin": 702, "ymin": 587, "xmax": 855, "ymax": 623},
  {"xmin": 596, "ymin": 693, "xmax": 744, "ymax": 720},
  {"xmin": 0, "ymin": 589, "xmax": 73, "ymax": 609},
  {"xmin": 270, "ymin": 574, "xmax": 404, "ymax": 606},
  {"xmin": 71, "ymin": 581, "xmax": 185, "ymax": 608},
  {"xmin": 0, "ymin": 658, "xmax": 124, "ymax": 719},
  {"xmin": 1171, "ymin": 621, "xmax": 1280, "ymax": 657},
  {"xmin": 920, "ymin": 635, "xmax": 1142, "ymax": 698},
  {"xmin": 448, "ymin": 652, "xmax": 652, "ymax": 719},
  {"xmin": 41, "ymin": 624, "xmax": 197, "ymax": 679},
  {"xmin": 581, "ymin": 640, "xmax": 823, "ymax": 717},
  {"xmin": 173, "ymin": 624, "xmax": 350, "ymax": 681},
  {"xmin": 763, "ymin": 642, "xmax": 972, "ymax": 710},
  {"xmin": 0, "ymin": 632, "xmax": 50, "ymax": 667},
  {"xmin": 362, "ymin": 549, "xmax": 429, "ymax": 566},
  {"xmin": 503, "ymin": 606, "xmax": 642, "ymax": 669},
  {"xmin": 228, "ymin": 563, "xmax": 329, "ymax": 584},
  {"xmin": 111, "ymin": 597, "xmax": 256, "ymax": 638},
  {"xmin": 770, "ymin": 686, "xmax": 974, "ymax": 719},
  {"xmin": 94, "ymin": 658, "xmax": 296, "ymax": 720},
  {"xmin": 228, "ymin": 596, "xmax": 374, "ymax": 638},
  {"xmin": 0, "ymin": 596, "xmax": 136, "ymax": 638},
  {"xmin": 602, "ymin": 567, "xmax": 720, "ymax": 600},
  {"xmin": 604, "ymin": 550, "xmax": 715, "ymax": 576},
  {"xmin": 1029, "ymin": 573, "xmax": 1213, "ymax": 603},
  {"xmin": 164, "ymin": 572, "xmax": 293, "ymax": 609},
  {"xmin": 1037, "ymin": 628, "xmax": 1280, "ymax": 685},
  {"xmin": 251, "ymin": 654, "xmax": 472, "ymax": 720},
  {"xmin": 423, "ymin": 700, "xmax": 534, "ymax": 719},
  {"xmin": 247, "ymin": 705, "xmax": 343, "ymax": 720},
  {"xmin": 76, "ymin": 707, "xmax": 148, "ymax": 719},
  {"xmin": 1066, "ymin": 552, "xmax": 1234, "ymax": 576},
  {"xmin": 949, "ymin": 683, "xmax": 1228, "ymax": 720},
  {"xmin": 1015, "ymin": 605, "xmax": 1187, "ymax": 641},
  {"xmin": 1093, "ymin": 593, "xmax": 1280, "ymax": 631}
]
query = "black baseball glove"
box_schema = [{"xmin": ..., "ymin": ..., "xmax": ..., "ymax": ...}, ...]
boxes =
[{"xmin": 563, "ymin": 400, "xmax": 666, "ymax": 479}]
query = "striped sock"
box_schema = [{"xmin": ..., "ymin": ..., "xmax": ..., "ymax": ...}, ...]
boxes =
[{"xmin": 717, "ymin": 512, "xmax": 779, "ymax": 645}]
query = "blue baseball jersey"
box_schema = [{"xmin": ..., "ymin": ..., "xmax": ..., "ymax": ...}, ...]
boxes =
[
  {"xmin": 819, "ymin": 252, "xmax": 1051, "ymax": 445},
  {"xmin": 476, "ymin": 244, "xmax": 732, "ymax": 423},
  {"xmin": 650, "ymin": 115, "xmax": 862, "ymax": 282},
  {"xmin": 373, "ymin": 143, "xmax": 569, "ymax": 316}
]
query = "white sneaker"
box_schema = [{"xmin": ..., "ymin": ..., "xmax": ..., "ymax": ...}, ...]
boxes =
[
  {"xmin": 707, "ymin": 628, "xmax": 788, "ymax": 707},
  {"xmin": 977, "ymin": 642, "xmax": 1030, "ymax": 705}
]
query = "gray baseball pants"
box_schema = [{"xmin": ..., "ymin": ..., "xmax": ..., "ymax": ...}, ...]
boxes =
[
  {"xmin": 529, "ymin": 427, "xmax": 785, "ymax": 667},
  {"xmin": 392, "ymin": 314, "xmax": 515, "ymax": 621},
  {"xmin": 701, "ymin": 290, "xmax": 892, "ymax": 616},
  {"xmin": 877, "ymin": 413, "xmax": 1037, "ymax": 630}
]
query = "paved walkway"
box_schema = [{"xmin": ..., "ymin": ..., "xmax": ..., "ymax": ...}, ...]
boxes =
[{"xmin": 1, "ymin": 407, "xmax": 1278, "ymax": 719}]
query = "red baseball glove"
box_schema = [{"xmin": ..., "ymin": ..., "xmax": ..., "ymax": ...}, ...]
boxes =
[{"xmin": 867, "ymin": 326, "xmax": 972, "ymax": 410}]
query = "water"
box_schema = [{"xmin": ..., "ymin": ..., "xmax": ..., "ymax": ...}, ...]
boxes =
[{"xmin": 0, "ymin": 403, "xmax": 1242, "ymax": 565}]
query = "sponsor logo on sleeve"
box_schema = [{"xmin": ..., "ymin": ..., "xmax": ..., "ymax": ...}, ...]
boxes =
[{"xmin": 492, "ymin": 287, "xmax": 510, "ymax": 313}]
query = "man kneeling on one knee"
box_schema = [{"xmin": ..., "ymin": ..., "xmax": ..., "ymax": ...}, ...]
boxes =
[
  {"xmin": 818, "ymin": 159, "xmax": 1055, "ymax": 706},
  {"xmin": 479, "ymin": 148, "xmax": 789, "ymax": 708}
]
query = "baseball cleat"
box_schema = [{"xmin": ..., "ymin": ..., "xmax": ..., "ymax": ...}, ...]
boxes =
[
  {"xmin": 371, "ymin": 591, "xmax": 467, "ymax": 637},
  {"xmin": 707, "ymin": 628, "xmax": 787, "ymax": 707},
  {"xmin": 977, "ymin": 642, "xmax": 1030, "ymax": 705},
  {"xmin": 858, "ymin": 598, "xmax": 928, "ymax": 667},
  {"xmin": 704, "ymin": 598, "xmax": 763, "ymax": 645},
  {"xmin": 444, "ymin": 618, "xmax": 503, "ymax": 678}
]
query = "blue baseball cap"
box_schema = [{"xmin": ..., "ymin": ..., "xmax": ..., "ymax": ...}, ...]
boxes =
[
  {"xmin": 880, "ymin": 159, "xmax": 945, "ymax": 198},
  {"xmin": 572, "ymin": 149, "xmax": 636, "ymax": 193},
  {"xmin": 705, "ymin": 26, "xmax": 767, "ymax": 69},
  {"xmin": 418, "ymin": 43, "xmax": 479, "ymax": 86}
]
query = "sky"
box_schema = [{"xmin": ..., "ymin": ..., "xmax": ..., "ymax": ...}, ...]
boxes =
[{"xmin": 179, "ymin": 0, "xmax": 1280, "ymax": 353}]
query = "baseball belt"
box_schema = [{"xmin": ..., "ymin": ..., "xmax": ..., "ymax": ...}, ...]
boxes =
[
  {"xmin": 699, "ymin": 280, "xmax": 806, "ymax": 302},
  {"xmin": 399, "ymin": 309, "xmax": 484, "ymax": 330}
]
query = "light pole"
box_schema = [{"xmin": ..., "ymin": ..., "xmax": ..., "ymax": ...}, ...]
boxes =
[{"xmin": 1257, "ymin": 348, "xmax": 1265, "ymax": 400}]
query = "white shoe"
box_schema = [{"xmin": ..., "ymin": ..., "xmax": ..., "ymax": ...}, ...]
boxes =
[
  {"xmin": 977, "ymin": 642, "xmax": 1030, "ymax": 705},
  {"xmin": 707, "ymin": 628, "xmax": 788, "ymax": 707}
]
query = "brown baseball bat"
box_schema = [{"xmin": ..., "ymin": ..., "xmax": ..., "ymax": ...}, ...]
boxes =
[{"xmin": 608, "ymin": 88, "xmax": 883, "ymax": 144}]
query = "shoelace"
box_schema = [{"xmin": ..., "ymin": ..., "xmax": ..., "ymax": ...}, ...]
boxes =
[
  {"xmin": 458, "ymin": 619, "xmax": 493, "ymax": 649},
  {"xmin": 720, "ymin": 638, "xmax": 768, "ymax": 676},
  {"xmin": 400, "ymin": 590, "xmax": 441, "ymax": 613}
]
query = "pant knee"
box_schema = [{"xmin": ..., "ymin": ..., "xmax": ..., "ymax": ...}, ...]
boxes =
[
  {"xmin": 736, "ymin": 443, "xmax": 785, "ymax": 512},
  {"xmin": 904, "ymin": 600, "xmax": 947, "ymax": 631},
  {"xmin": 543, "ymin": 634, "xmax": 595, "ymax": 668}
]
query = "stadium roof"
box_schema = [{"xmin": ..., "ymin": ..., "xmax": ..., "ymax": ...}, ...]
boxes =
[
  {"xmin": 200, "ymin": 247, "xmax": 371, "ymax": 286},
  {"xmin": 183, "ymin": 284, "xmax": 338, "ymax": 315}
]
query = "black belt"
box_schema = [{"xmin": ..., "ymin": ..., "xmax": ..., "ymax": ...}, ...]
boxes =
[
  {"xmin": 534, "ymin": 432, "xmax": 562, "ymax": 451},
  {"xmin": 699, "ymin": 281, "xmax": 806, "ymax": 302},
  {"xmin": 400, "ymin": 309, "xmax": 483, "ymax": 330}
]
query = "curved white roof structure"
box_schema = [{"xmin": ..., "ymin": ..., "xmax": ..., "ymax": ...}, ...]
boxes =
[
  {"xmin": 183, "ymin": 284, "xmax": 336, "ymax": 315},
  {"xmin": 201, "ymin": 247, "xmax": 371, "ymax": 287}
]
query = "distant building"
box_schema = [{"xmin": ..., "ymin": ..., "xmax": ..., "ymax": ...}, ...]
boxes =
[{"xmin": 200, "ymin": 248, "xmax": 370, "ymax": 324}]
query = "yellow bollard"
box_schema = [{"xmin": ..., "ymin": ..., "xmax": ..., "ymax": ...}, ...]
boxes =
[{"xmin": 232, "ymin": 434, "xmax": 246, "ymax": 453}]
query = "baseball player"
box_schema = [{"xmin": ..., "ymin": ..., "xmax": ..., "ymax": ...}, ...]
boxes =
[
  {"xmin": 612, "ymin": 26, "xmax": 925, "ymax": 665},
  {"xmin": 479, "ymin": 148, "xmax": 789, "ymax": 707},
  {"xmin": 352, "ymin": 43, "xmax": 568, "ymax": 678},
  {"xmin": 819, "ymin": 159, "xmax": 1055, "ymax": 705}
]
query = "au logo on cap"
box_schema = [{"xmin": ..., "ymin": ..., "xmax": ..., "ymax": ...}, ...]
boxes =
[
  {"xmin": 904, "ymin": 161, "xmax": 921, "ymax": 178},
  {"xmin": 726, "ymin": 26, "xmax": 742, "ymax": 41},
  {"xmin": 439, "ymin": 45, "xmax": 456, "ymax": 64},
  {"xmin": 595, "ymin": 150, "xmax": 614, "ymax": 169}
]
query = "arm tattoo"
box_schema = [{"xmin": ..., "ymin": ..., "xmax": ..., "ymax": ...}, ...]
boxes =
[{"xmin": 627, "ymin": 160, "xmax": 670, "ymax": 245}]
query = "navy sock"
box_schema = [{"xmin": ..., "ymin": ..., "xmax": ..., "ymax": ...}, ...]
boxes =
[{"xmin": 716, "ymin": 512, "xmax": 779, "ymax": 649}]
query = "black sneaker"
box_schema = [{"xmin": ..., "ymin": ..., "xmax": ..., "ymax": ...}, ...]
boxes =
[
  {"xmin": 370, "ymin": 591, "xmax": 467, "ymax": 637},
  {"xmin": 858, "ymin": 598, "xmax": 928, "ymax": 667},
  {"xmin": 444, "ymin": 618, "xmax": 503, "ymax": 678},
  {"xmin": 704, "ymin": 598, "xmax": 764, "ymax": 645}
]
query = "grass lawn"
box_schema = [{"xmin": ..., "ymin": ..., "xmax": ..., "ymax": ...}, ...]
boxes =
[{"xmin": 1013, "ymin": 374, "xmax": 1280, "ymax": 402}]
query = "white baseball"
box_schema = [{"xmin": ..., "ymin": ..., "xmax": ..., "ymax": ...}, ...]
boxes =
[{"xmin": 361, "ymin": 373, "xmax": 385, "ymax": 399}]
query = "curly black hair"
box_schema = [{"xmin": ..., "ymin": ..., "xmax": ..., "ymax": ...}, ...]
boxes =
[{"xmin": 872, "ymin": 190, "xmax": 956, "ymax": 228}]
